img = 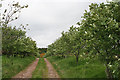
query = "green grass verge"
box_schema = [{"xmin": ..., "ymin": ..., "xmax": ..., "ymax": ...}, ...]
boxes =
[
  {"xmin": 0, "ymin": 56, "xmax": 2, "ymax": 79},
  {"xmin": 2, "ymin": 55, "xmax": 35, "ymax": 78},
  {"xmin": 32, "ymin": 58, "xmax": 48, "ymax": 78},
  {"xmin": 47, "ymin": 56, "xmax": 107, "ymax": 78}
]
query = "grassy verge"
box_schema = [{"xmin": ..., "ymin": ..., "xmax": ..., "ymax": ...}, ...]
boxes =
[
  {"xmin": 0, "ymin": 56, "xmax": 2, "ymax": 79},
  {"xmin": 2, "ymin": 55, "xmax": 35, "ymax": 78},
  {"xmin": 32, "ymin": 58, "xmax": 48, "ymax": 78},
  {"xmin": 47, "ymin": 56, "xmax": 106, "ymax": 78}
]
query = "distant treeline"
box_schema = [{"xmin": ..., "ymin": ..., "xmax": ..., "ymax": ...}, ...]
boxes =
[{"xmin": 38, "ymin": 48, "xmax": 47, "ymax": 54}]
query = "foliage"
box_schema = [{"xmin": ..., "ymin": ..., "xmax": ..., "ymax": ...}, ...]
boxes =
[
  {"xmin": 46, "ymin": 2, "xmax": 120, "ymax": 78},
  {"xmin": 38, "ymin": 48, "xmax": 47, "ymax": 54},
  {"xmin": 112, "ymin": 0, "xmax": 120, "ymax": 2},
  {"xmin": 1, "ymin": 2, "xmax": 38, "ymax": 57},
  {"xmin": 1, "ymin": 1, "xmax": 28, "ymax": 24},
  {"xmin": 40, "ymin": 53, "xmax": 45, "ymax": 58}
]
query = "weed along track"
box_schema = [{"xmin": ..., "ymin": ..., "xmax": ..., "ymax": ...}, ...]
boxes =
[
  {"xmin": 44, "ymin": 58, "xmax": 60, "ymax": 78},
  {"xmin": 12, "ymin": 58, "xmax": 39, "ymax": 78}
]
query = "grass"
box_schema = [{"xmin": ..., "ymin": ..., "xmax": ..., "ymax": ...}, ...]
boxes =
[
  {"xmin": 47, "ymin": 55, "xmax": 107, "ymax": 78},
  {"xmin": 0, "ymin": 56, "xmax": 2, "ymax": 79},
  {"xmin": 2, "ymin": 55, "xmax": 35, "ymax": 78},
  {"xmin": 32, "ymin": 58, "xmax": 48, "ymax": 78}
]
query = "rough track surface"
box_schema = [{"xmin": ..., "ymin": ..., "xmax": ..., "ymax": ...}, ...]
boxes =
[
  {"xmin": 12, "ymin": 58, "xmax": 39, "ymax": 78},
  {"xmin": 44, "ymin": 58, "xmax": 60, "ymax": 79}
]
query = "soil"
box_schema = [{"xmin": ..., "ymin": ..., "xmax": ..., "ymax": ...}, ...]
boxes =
[
  {"xmin": 12, "ymin": 58, "xmax": 39, "ymax": 78},
  {"xmin": 44, "ymin": 58, "xmax": 60, "ymax": 78},
  {"xmin": 11, "ymin": 58, "xmax": 60, "ymax": 79}
]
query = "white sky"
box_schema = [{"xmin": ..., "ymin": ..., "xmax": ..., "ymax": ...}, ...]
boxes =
[{"xmin": 1, "ymin": 0, "xmax": 106, "ymax": 48}]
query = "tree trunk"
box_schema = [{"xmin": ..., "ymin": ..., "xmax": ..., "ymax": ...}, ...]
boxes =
[
  {"xmin": 118, "ymin": 62, "xmax": 120, "ymax": 78},
  {"xmin": 105, "ymin": 50, "xmax": 113, "ymax": 79},
  {"xmin": 62, "ymin": 54, "xmax": 65, "ymax": 58},
  {"xmin": 76, "ymin": 55, "xmax": 79, "ymax": 64},
  {"xmin": 75, "ymin": 49, "xmax": 80, "ymax": 64},
  {"xmin": 105, "ymin": 63, "xmax": 113, "ymax": 79}
]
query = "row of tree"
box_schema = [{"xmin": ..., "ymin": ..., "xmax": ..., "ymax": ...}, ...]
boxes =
[
  {"xmin": 46, "ymin": 1, "xmax": 120, "ymax": 78},
  {"xmin": 1, "ymin": 2, "xmax": 39, "ymax": 57},
  {"xmin": 38, "ymin": 48, "xmax": 47, "ymax": 54}
]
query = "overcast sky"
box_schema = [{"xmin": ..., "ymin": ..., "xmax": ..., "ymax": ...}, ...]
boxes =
[{"xmin": 2, "ymin": 0, "xmax": 106, "ymax": 48}]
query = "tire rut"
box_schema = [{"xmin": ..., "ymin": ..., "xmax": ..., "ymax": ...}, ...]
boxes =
[
  {"xmin": 12, "ymin": 58, "xmax": 39, "ymax": 78},
  {"xmin": 44, "ymin": 58, "xmax": 60, "ymax": 79}
]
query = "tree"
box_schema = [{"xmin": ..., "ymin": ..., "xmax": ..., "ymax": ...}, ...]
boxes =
[
  {"xmin": 112, "ymin": 0, "xmax": 120, "ymax": 2},
  {"xmin": 78, "ymin": 2, "xmax": 120, "ymax": 78},
  {"xmin": 46, "ymin": 1, "xmax": 120, "ymax": 78},
  {"xmin": 1, "ymin": 1, "xmax": 38, "ymax": 57},
  {"xmin": 1, "ymin": 1, "xmax": 28, "ymax": 25}
]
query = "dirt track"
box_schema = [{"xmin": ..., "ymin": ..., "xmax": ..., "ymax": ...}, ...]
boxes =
[
  {"xmin": 12, "ymin": 58, "xmax": 60, "ymax": 79},
  {"xmin": 12, "ymin": 58, "xmax": 39, "ymax": 78},
  {"xmin": 44, "ymin": 58, "xmax": 60, "ymax": 78}
]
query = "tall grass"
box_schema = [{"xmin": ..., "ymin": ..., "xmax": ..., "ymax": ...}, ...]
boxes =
[
  {"xmin": 32, "ymin": 58, "xmax": 48, "ymax": 78},
  {"xmin": 2, "ymin": 55, "xmax": 35, "ymax": 78},
  {"xmin": 47, "ymin": 56, "xmax": 106, "ymax": 78},
  {"xmin": 0, "ymin": 56, "xmax": 2, "ymax": 79}
]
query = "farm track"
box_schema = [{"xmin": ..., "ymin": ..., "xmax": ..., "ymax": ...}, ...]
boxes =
[
  {"xmin": 12, "ymin": 58, "xmax": 39, "ymax": 78},
  {"xmin": 44, "ymin": 58, "xmax": 60, "ymax": 79}
]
